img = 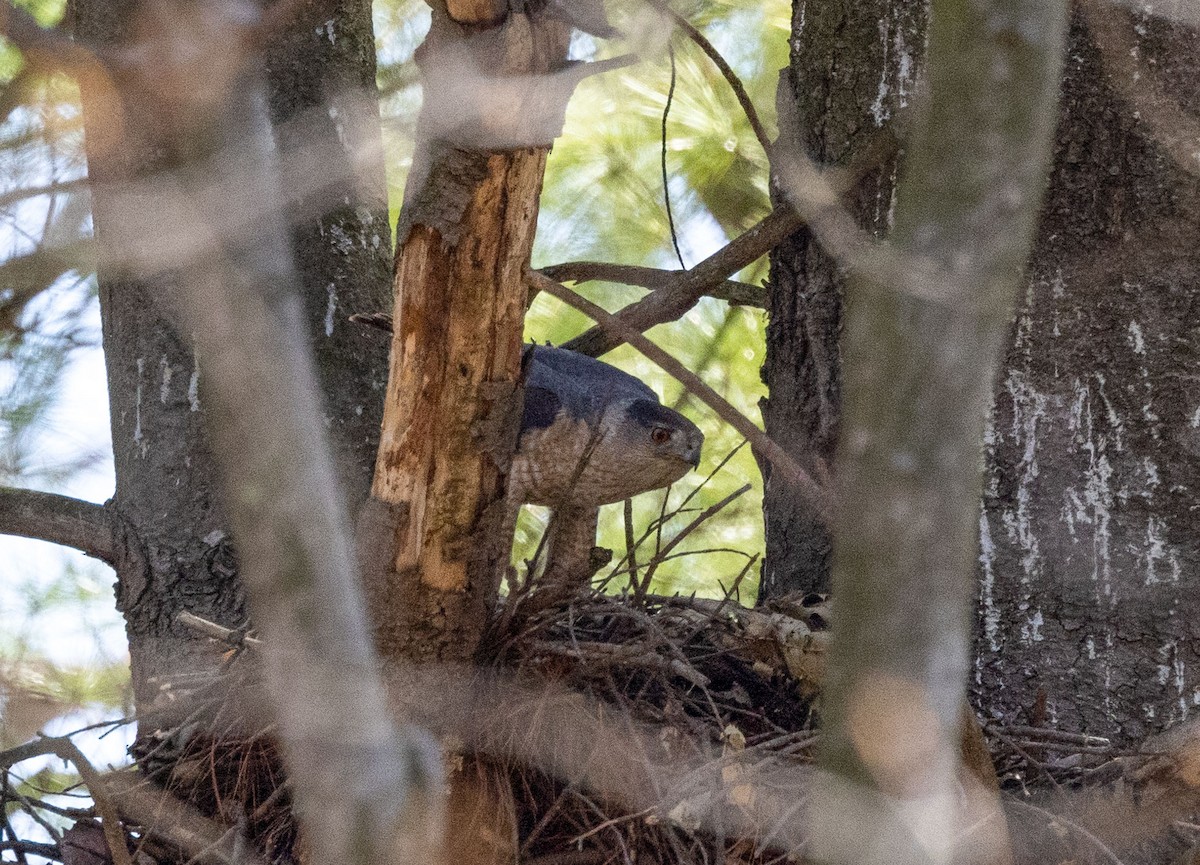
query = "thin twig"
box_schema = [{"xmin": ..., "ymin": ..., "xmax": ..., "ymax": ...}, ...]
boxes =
[
  {"xmin": 531, "ymin": 270, "xmax": 829, "ymax": 518},
  {"xmin": 176, "ymin": 611, "xmax": 263, "ymax": 648},
  {"xmin": 661, "ymin": 41, "xmax": 686, "ymax": 270},
  {"xmin": 623, "ymin": 498, "xmax": 639, "ymax": 590},
  {"xmin": 990, "ymin": 724, "xmax": 1111, "ymax": 748},
  {"xmin": 637, "ymin": 483, "xmax": 751, "ymax": 599},
  {"xmin": 661, "ymin": 5, "xmax": 772, "ymax": 154}
]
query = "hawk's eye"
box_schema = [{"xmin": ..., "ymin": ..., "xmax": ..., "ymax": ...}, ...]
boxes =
[{"xmin": 651, "ymin": 427, "xmax": 672, "ymax": 445}]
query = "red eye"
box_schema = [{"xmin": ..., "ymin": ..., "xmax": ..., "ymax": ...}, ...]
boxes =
[{"xmin": 651, "ymin": 427, "xmax": 672, "ymax": 445}]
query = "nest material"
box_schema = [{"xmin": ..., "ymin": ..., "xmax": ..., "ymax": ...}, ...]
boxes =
[
  {"xmin": 112, "ymin": 588, "xmax": 831, "ymax": 865},
  {"xmin": 10, "ymin": 588, "xmax": 1200, "ymax": 865}
]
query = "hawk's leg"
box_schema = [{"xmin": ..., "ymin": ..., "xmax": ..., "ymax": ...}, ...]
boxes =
[{"xmin": 540, "ymin": 504, "xmax": 602, "ymax": 589}]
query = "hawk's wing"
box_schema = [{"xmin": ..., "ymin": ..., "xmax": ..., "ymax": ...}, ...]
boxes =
[{"xmin": 523, "ymin": 345, "xmax": 657, "ymax": 431}]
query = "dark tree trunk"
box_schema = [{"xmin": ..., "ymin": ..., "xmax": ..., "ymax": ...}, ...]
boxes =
[
  {"xmin": 71, "ymin": 0, "xmax": 391, "ymax": 710},
  {"xmin": 71, "ymin": 0, "xmax": 238, "ymax": 706},
  {"xmin": 976, "ymin": 7, "xmax": 1200, "ymax": 743},
  {"xmin": 263, "ymin": 1, "xmax": 393, "ymax": 509},
  {"xmin": 760, "ymin": 0, "xmax": 921, "ymax": 600}
]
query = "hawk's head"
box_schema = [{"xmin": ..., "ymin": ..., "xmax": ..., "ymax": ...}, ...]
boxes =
[
  {"xmin": 620, "ymin": 397, "xmax": 703, "ymax": 472},
  {"xmin": 515, "ymin": 346, "xmax": 705, "ymax": 507}
]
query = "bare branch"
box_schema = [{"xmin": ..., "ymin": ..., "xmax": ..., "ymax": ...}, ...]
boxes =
[
  {"xmin": 528, "ymin": 270, "xmax": 829, "ymax": 517},
  {"xmin": 559, "ymin": 131, "xmax": 900, "ymax": 358},
  {"xmin": 0, "ymin": 487, "xmax": 114, "ymax": 564},
  {"xmin": 1, "ymin": 736, "xmax": 133, "ymax": 865},
  {"xmin": 561, "ymin": 203, "xmax": 801, "ymax": 357},
  {"xmin": 538, "ymin": 261, "xmax": 764, "ymax": 307}
]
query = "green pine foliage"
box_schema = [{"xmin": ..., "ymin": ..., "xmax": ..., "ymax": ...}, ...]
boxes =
[{"xmin": 377, "ymin": 0, "xmax": 786, "ymax": 596}]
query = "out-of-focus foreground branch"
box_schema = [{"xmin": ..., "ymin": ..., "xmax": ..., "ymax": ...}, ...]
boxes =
[
  {"xmin": 810, "ymin": 0, "xmax": 1069, "ymax": 864},
  {"xmin": 63, "ymin": 0, "xmax": 443, "ymax": 862}
]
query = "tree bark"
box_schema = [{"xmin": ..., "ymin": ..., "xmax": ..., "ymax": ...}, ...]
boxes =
[
  {"xmin": 364, "ymin": 5, "xmax": 572, "ymax": 664},
  {"xmin": 977, "ymin": 6, "xmax": 1200, "ymax": 744},
  {"xmin": 71, "ymin": 0, "xmax": 240, "ymax": 706},
  {"xmin": 812, "ymin": 0, "xmax": 1067, "ymax": 858},
  {"xmin": 70, "ymin": 0, "xmax": 392, "ymax": 713},
  {"xmin": 759, "ymin": 0, "xmax": 919, "ymax": 600},
  {"xmin": 262, "ymin": 0, "xmax": 393, "ymax": 511}
]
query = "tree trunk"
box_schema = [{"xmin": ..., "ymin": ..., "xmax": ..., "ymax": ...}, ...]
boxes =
[
  {"xmin": 71, "ymin": 0, "xmax": 391, "ymax": 711},
  {"xmin": 363, "ymin": 5, "xmax": 571, "ymax": 664},
  {"xmin": 977, "ymin": 6, "xmax": 1200, "ymax": 743},
  {"xmin": 760, "ymin": 0, "xmax": 919, "ymax": 600},
  {"xmin": 263, "ymin": 0, "xmax": 394, "ymax": 513}
]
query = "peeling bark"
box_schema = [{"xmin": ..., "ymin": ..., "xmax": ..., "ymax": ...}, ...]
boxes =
[{"xmin": 365, "ymin": 4, "xmax": 571, "ymax": 663}]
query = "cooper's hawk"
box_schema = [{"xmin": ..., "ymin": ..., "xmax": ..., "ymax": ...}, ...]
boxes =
[
  {"xmin": 352, "ymin": 313, "xmax": 703, "ymax": 587},
  {"xmin": 515, "ymin": 345, "xmax": 703, "ymax": 586}
]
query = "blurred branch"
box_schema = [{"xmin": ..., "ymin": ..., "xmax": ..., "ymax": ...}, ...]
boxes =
[
  {"xmin": 538, "ymin": 261, "xmax": 764, "ymax": 307},
  {"xmin": 0, "ymin": 487, "xmax": 114, "ymax": 564},
  {"xmin": 0, "ymin": 0, "xmax": 76, "ymax": 57},
  {"xmin": 560, "ymin": 203, "xmax": 800, "ymax": 357},
  {"xmin": 1080, "ymin": 0, "xmax": 1200, "ymax": 180},
  {"xmin": 0, "ymin": 736, "xmax": 133, "ymax": 865},
  {"xmin": 0, "ymin": 238, "xmax": 97, "ymax": 332},
  {"xmin": 812, "ymin": 0, "xmax": 1068, "ymax": 859},
  {"xmin": 0, "ymin": 178, "xmax": 89, "ymax": 212},
  {"xmin": 528, "ymin": 270, "xmax": 829, "ymax": 516},
  {"xmin": 108, "ymin": 773, "xmax": 270, "ymax": 865}
]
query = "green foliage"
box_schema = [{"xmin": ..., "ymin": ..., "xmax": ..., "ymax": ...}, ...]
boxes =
[{"xmin": 373, "ymin": 0, "xmax": 787, "ymax": 597}]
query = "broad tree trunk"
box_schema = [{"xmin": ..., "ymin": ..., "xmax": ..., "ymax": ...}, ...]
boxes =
[
  {"xmin": 760, "ymin": 0, "xmax": 920, "ymax": 600},
  {"xmin": 71, "ymin": 0, "xmax": 391, "ymax": 714},
  {"xmin": 977, "ymin": 7, "xmax": 1200, "ymax": 743}
]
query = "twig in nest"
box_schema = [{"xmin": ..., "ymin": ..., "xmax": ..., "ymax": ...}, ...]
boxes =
[{"xmin": 1006, "ymin": 800, "xmax": 1129, "ymax": 865}]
